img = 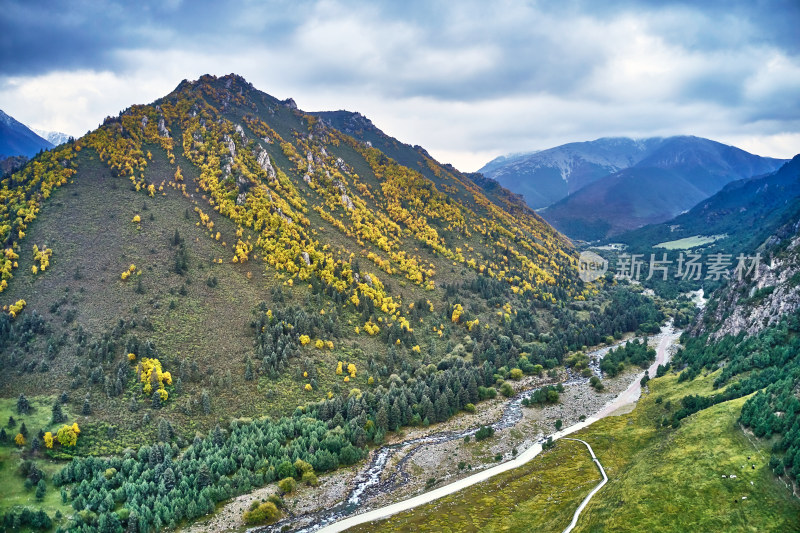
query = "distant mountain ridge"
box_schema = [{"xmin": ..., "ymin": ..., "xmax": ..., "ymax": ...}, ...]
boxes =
[
  {"xmin": 0, "ymin": 108, "xmax": 54, "ymax": 158},
  {"xmin": 482, "ymin": 136, "xmax": 786, "ymax": 241},
  {"xmin": 480, "ymin": 137, "xmax": 664, "ymax": 209}
]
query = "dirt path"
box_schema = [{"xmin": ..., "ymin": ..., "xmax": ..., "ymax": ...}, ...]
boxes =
[{"xmin": 561, "ymin": 438, "xmax": 607, "ymax": 533}]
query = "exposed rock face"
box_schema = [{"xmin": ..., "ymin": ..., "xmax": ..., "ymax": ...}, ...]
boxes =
[
  {"xmin": 335, "ymin": 157, "xmax": 352, "ymax": 174},
  {"xmin": 235, "ymin": 124, "xmax": 247, "ymax": 142},
  {"xmin": 301, "ymin": 251, "xmax": 311, "ymax": 266},
  {"xmin": 223, "ymin": 135, "xmax": 236, "ymax": 158},
  {"xmin": 256, "ymin": 149, "xmax": 276, "ymax": 179},
  {"xmin": 141, "ymin": 116, "xmax": 148, "ymax": 130},
  {"xmin": 158, "ymin": 118, "xmax": 170, "ymax": 138},
  {"xmin": 341, "ymin": 193, "xmax": 354, "ymax": 211},
  {"xmin": 283, "ymin": 98, "xmax": 297, "ymax": 109}
]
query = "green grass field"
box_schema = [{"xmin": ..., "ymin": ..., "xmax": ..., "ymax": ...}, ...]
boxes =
[
  {"xmin": 352, "ymin": 372, "xmax": 800, "ymax": 532},
  {"xmin": 654, "ymin": 234, "xmax": 727, "ymax": 250},
  {"xmin": 348, "ymin": 438, "xmax": 601, "ymax": 533},
  {"xmin": 0, "ymin": 396, "xmax": 74, "ymax": 529}
]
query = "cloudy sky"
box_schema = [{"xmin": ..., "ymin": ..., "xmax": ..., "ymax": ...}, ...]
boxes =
[{"xmin": 1, "ymin": 0, "xmax": 798, "ymax": 171}]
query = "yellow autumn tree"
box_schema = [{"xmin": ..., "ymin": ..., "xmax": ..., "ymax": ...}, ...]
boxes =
[
  {"xmin": 56, "ymin": 424, "xmax": 78, "ymax": 447},
  {"xmin": 451, "ymin": 303, "xmax": 463, "ymax": 323},
  {"xmin": 43, "ymin": 432, "xmax": 53, "ymax": 448},
  {"xmin": 15, "ymin": 433, "xmax": 25, "ymax": 446}
]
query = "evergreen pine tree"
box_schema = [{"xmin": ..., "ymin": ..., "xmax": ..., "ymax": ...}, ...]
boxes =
[
  {"xmin": 51, "ymin": 402, "xmax": 66, "ymax": 424},
  {"xmin": 82, "ymin": 395, "xmax": 92, "ymax": 415},
  {"xmin": 16, "ymin": 394, "xmax": 30, "ymax": 414}
]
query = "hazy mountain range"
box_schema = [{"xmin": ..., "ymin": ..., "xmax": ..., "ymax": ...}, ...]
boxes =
[
  {"xmin": 481, "ymin": 136, "xmax": 786, "ymax": 241},
  {"xmin": 619, "ymin": 154, "xmax": 800, "ymax": 252}
]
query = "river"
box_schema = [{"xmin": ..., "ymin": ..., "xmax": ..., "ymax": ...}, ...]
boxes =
[{"xmin": 253, "ymin": 322, "xmax": 680, "ymax": 533}]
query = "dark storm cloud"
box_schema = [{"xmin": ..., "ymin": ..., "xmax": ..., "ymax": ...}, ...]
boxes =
[
  {"xmin": 0, "ymin": 0, "xmax": 302, "ymax": 74},
  {"xmin": 1, "ymin": 0, "xmax": 798, "ymax": 168},
  {"xmin": 3, "ymin": 0, "xmax": 797, "ymax": 103}
]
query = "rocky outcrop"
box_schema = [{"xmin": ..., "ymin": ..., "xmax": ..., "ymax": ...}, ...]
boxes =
[
  {"xmin": 158, "ymin": 118, "xmax": 170, "ymax": 138},
  {"xmin": 694, "ymin": 221, "xmax": 800, "ymax": 339},
  {"xmin": 223, "ymin": 135, "xmax": 236, "ymax": 158},
  {"xmin": 255, "ymin": 149, "xmax": 276, "ymax": 179},
  {"xmin": 235, "ymin": 124, "xmax": 247, "ymax": 143},
  {"xmin": 341, "ymin": 193, "xmax": 354, "ymax": 211}
]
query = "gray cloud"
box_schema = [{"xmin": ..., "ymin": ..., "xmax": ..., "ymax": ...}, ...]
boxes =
[{"xmin": 1, "ymin": 0, "xmax": 798, "ymax": 170}]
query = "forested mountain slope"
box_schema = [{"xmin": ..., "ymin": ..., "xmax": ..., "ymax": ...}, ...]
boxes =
[{"xmin": 619, "ymin": 155, "xmax": 800, "ymax": 254}]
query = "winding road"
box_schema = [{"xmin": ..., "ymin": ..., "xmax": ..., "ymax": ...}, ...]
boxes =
[
  {"xmin": 304, "ymin": 323, "xmax": 680, "ymax": 533},
  {"xmin": 561, "ymin": 438, "xmax": 607, "ymax": 533}
]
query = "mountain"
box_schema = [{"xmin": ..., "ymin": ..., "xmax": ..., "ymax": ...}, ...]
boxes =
[
  {"xmin": 479, "ymin": 137, "xmax": 664, "ymax": 209},
  {"xmin": 619, "ymin": 155, "xmax": 800, "ymax": 253},
  {"xmin": 0, "ymin": 73, "xmax": 593, "ymax": 454},
  {"xmin": 33, "ymin": 128, "xmax": 72, "ymax": 147},
  {"xmin": 538, "ymin": 136, "xmax": 786, "ymax": 240},
  {"xmin": 0, "ymin": 108, "xmax": 54, "ymax": 158}
]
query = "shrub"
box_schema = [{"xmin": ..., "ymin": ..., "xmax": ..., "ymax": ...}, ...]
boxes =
[
  {"xmin": 475, "ymin": 425, "xmax": 494, "ymax": 441},
  {"xmin": 277, "ymin": 477, "xmax": 296, "ymax": 494},
  {"xmin": 478, "ymin": 386, "xmax": 497, "ymax": 400},
  {"xmin": 509, "ymin": 368, "xmax": 523, "ymax": 380},
  {"xmin": 243, "ymin": 501, "xmax": 280, "ymax": 525}
]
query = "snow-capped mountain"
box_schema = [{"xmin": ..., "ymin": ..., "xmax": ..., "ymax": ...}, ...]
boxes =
[{"xmin": 33, "ymin": 128, "xmax": 72, "ymax": 146}]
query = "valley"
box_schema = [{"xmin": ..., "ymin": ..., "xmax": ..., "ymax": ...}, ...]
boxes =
[{"xmin": 0, "ymin": 71, "xmax": 797, "ymax": 533}]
